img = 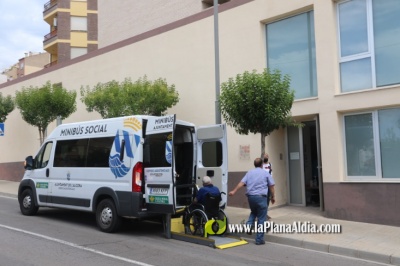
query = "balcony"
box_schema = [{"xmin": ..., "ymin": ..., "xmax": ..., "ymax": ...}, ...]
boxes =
[
  {"xmin": 44, "ymin": 29, "xmax": 58, "ymax": 44},
  {"xmin": 44, "ymin": 0, "xmax": 58, "ymax": 16},
  {"xmin": 44, "ymin": 61, "xmax": 58, "ymax": 68}
]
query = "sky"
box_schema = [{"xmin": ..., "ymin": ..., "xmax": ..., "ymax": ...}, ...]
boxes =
[{"xmin": 0, "ymin": 0, "xmax": 48, "ymax": 76}]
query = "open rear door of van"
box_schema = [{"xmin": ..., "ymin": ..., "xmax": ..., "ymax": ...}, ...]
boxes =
[
  {"xmin": 196, "ymin": 124, "xmax": 228, "ymax": 208},
  {"xmin": 144, "ymin": 115, "xmax": 176, "ymax": 214}
]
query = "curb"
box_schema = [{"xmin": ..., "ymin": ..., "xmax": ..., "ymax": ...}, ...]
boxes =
[
  {"xmin": 264, "ymin": 235, "xmax": 400, "ymax": 266},
  {"xmin": 233, "ymin": 232, "xmax": 400, "ymax": 265}
]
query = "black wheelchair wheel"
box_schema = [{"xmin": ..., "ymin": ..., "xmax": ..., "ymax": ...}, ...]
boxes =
[
  {"xmin": 185, "ymin": 209, "xmax": 208, "ymax": 236},
  {"xmin": 217, "ymin": 209, "xmax": 229, "ymax": 235}
]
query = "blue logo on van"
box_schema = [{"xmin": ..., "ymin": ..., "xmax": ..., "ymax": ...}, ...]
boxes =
[
  {"xmin": 165, "ymin": 140, "xmax": 172, "ymax": 165},
  {"xmin": 109, "ymin": 130, "xmax": 140, "ymax": 178}
]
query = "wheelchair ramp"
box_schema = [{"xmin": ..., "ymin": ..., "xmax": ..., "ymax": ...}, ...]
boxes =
[
  {"xmin": 169, "ymin": 217, "xmax": 248, "ymax": 249},
  {"xmin": 209, "ymin": 235, "xmax": 248, "ymax": 249},
  {"xmin": 171, "ymin": 231, "xmax": 216, "ymax": 247}
]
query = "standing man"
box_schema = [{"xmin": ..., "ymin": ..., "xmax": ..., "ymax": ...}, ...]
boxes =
[{"xmin": 229, "ymin": 158, "xmax": 275, "ymax": 245}]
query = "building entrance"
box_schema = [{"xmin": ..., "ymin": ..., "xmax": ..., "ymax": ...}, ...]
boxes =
[{"xmin": 287, "ymin": 118, "xmax": 323, "ymax": 209}]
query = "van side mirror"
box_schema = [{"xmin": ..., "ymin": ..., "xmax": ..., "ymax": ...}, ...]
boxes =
[{"xmin": 24, "ymin": 156, "xmax": 34, "ymax": 170}]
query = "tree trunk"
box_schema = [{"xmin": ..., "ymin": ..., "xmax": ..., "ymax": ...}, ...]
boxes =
[
  {"xmin": 261, "ymin": 132, "xmax": 267, "ymax": 158},
  {"xmin": 38, "ymin": 127, "xmax": 41, "ymax": 146},
  {"xmin": 39, "ymin": 127, "xmax": 44, "ymax": 145},
  {"xmin": 38, "ymin": 125, "xmax": 49, "ymax": 145}
]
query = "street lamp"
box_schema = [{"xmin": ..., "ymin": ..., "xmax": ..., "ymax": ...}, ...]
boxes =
[{"xmin": 214, "ymin": 0, "xmax": 221, "ymax": 124}]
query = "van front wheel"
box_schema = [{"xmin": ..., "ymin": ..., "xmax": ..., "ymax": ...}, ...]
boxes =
[
  {"xmin": 96, "ymin": 199, "xmax": 120, "ymax": 233},
  {"xmin": 19, "ymin": 189, "xmax": 38, "ymax": 216}
]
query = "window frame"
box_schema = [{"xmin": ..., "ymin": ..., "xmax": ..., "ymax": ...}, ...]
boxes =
[
  {"xmin": 337, "ymin": 0, "xmax": 378, "ymax": 92},
  {"xmin": 343, "ymin": 109, "xmax": 400, "ymax": 181},
  {"xmin": 265, "ymin": 10, "xmax": 318, "ymax": 100}
]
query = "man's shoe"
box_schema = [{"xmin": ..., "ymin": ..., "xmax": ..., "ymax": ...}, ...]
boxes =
[{"xmin": 255, "ymin": 240, "xmax": 265, "ymax": 245}]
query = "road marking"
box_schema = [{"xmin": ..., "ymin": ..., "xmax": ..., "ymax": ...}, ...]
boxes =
[
  {"xmin": 0, "ymin": 195, "xmax": 17, "ymax": 200},
  {"xmin": 0, "ymin": 223, "xmax": 155, "ymax": 266}
]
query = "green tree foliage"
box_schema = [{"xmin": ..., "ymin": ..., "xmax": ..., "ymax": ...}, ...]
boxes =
[
  {"xmin": 80, "ymin": 76, "xmax": 179, "ymax": 118},
  {"xmin": 0, "ymin": 93, "xmax": 15, "ymax": 123},
  {"xmin": 15, "ymin": 81, "xmax": 77, "ymax": 144},
  {"xmin": 219, "ymin": 68, "xmax": 300, "ymax": 157}
]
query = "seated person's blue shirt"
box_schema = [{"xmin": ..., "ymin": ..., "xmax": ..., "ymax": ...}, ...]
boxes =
[{"xmin": 196, "ymin": 184, "xmax": 220, "ymax": 205}]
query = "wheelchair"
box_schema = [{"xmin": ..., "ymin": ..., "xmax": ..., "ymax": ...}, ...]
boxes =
[{"xmin": 183, "ymin": 192, "xmax": 228, "ymax": 237}]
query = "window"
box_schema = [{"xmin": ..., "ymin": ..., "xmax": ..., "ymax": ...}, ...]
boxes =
[
  {"xmin": 202, "ymin": 141, "xmax": 223, "ymax": 167},
  {"xmin": 344, "ymin": 107, "xmax": 400, "ymax": 179},
  {"xmin": 338, "ymin": 0, "xmax": 400, "ymax": 92},
  {"xmin": 71, "ymin": 16, "xmax": 87, "ymax": 31},
  {"xmin": 266, "ymin": 11, "xmax": 318, "ymax": 99},
  {"xmin": 54, "ymin": 139, "xmax": 88, "ymax": 167},
  {"xmin": 71, "ymin": 47, "xmax": 87, "ymax": 59},
  {"xmin": 143, "ymin": 132, "xmax": 172, "ymax": 168},
  {"xmin": 54, "ymin": 137, "xmax": 114, "ymax": 167},
  {"xmin": 86, "ymin": 137, "xmax": 114, "ymax": 167},
  {"xmin": 344, "ymin": 113, "xmax": 375, "ymax": 176},
  {"xmin": 34, "ymin": 142, "xmax": 53, "ymax": 169}
]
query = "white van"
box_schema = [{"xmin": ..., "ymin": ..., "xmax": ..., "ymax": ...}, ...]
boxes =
[{"xmin": 18, "ymin": 114, "xmax": 228, "ymax": 233}]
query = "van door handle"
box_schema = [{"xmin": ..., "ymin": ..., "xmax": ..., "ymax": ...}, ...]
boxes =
[
  {"xmin": 206, "ymin": 170, "xmax": 214, "ymax": 177},
  {"xmin": 46, "ymin": 168, "xmax": 49, "ymax": 178}
]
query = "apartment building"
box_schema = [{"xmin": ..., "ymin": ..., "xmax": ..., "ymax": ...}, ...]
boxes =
[
  {"xmin": 1, "ymin": 52, "xmax": 50, "ymax": 82},
  {"xmin": 1, "ymin": 65, "xmax": 17, "ymax": 82},
  {"xmin": 43, "ymin": 0, "xmax": 98, "ymax": 67},
  {"xmin": 0, "ymin": 0, "xmax": 399, "ymax": 226}
]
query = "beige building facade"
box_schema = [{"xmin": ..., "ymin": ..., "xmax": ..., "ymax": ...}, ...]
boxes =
[
  {"xmin": 1, "ymin": 0, "xmax": 399, "ymax": 226},
  {"xmin": 98, "ymin": 0, "xmax": 215, "ymax": 48}
]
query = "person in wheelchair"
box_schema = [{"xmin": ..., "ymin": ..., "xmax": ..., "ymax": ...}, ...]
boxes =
[
  {"xmin": 184, "ymin": 176, "xmax": 227, "ymax": 236},
  {"xmin": 193, "ymin": 176, "xmax": 220, "ymax": 206}
]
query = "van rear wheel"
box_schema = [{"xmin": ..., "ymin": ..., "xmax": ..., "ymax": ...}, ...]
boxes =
[
  {"xmin": 19, "ymin": 189, "xmax": 38, "ymax": 216},
  {"xmin": 96, "ymin": 198, "xmax": 121, "ymax": 233}
]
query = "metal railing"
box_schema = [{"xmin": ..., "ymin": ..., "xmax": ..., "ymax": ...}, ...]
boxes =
[
  {"xmin": 43, "ymin": 30, "xmax": 58, "ymax": 42},
  {"xmin": 44, "ymin": 0, "xmax": 57, "ymax": 12}
]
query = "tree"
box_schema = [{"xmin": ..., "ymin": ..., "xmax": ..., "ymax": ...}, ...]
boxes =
[
  {"xmin": 80, "ymin": 76, "xmax": 179, "ymax": 118},
  {"xmin": 15, "ymin": 81, "xmax": 77, "ymax": 144},
  {"xmin": 219, "ymin": 68, "xmax": 300, "ymax": 157},
  {"xmin": 0, "ymin": 93, "xmax": 15, "ymax": 123}
]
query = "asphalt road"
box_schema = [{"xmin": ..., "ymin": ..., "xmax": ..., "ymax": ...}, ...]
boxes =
[{"xmin": 0, "ymin": 195, "xmax": 391, "ymax": 266}]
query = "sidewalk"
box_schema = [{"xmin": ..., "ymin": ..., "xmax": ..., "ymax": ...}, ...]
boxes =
[
  {"xmin": 1, "ymin": 180, "xmax": 399, "ymax": 265},
  {"xmin": 226, "ymin": 205, "xmax": 400, "ymax": 265}
]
